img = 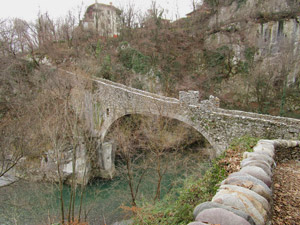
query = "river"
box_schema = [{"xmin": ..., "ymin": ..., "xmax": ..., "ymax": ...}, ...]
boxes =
[{"xmin": 0, "ymin": 149, "xmax": 212, "ymax": 225}]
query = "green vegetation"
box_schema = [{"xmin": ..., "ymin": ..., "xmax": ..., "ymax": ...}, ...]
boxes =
[
  {"xmin": 133, "ymin": 157, "xmax": 227, "ymax": 225},
  {"xmin": 229, "ymin": 135, "xmax": 260, "ymax": 152},
  {"xmin": 132, "ymin": 135, "xmax": 259, "ymax": 224},
  {"xmin": 1, "ymin": 0, "xmax": 300, "ymax": 222},
  {"xmin": 203, "ymin": 45, "xmax": 235, "ymax": 80},
  {"xmin": 236, "ymin": 0, "xmax": 248, "ymax": 9},
  {"xmin": 119, "ymin": 45, "xmax": 151, "ymax": 75}
]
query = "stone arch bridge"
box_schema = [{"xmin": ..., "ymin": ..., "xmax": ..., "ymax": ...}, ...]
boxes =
[{"xmin": 67, "ymin": 71, "xmax": 300, "ymax": 181}]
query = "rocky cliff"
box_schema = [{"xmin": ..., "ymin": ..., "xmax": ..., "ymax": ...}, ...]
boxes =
[{"xmin": 186, "ymin": 0, "xmax": 300, "ymax": 116}]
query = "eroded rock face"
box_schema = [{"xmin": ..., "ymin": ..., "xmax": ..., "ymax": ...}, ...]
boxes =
[{"xmin": 195, "ymin": 208, "xmax": 251, "ymax": 225}]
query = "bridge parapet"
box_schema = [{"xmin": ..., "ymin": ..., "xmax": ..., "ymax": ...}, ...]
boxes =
[
  {"xmin": 199, "ymin": 95, "xmax": 220, "ymax": 108},
  {"xmin": 179, "ymin": 90, "xmax": 200, "ymax": 105},
  {"xmin": 44, "ymin": 70, "xmax": 300, "ymax": 185},
  {"xmin": 214, "ymin": 108, "xmax": 300, "ymax": 128},
  {"xmin": 179, "ymin": 91, "xmax": 220, "ymax": 108}
]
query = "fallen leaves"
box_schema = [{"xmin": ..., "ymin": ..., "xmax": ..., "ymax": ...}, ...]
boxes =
[{"xmin": 271, "ymin": 147, "xmax": 300, "ymax": 225}]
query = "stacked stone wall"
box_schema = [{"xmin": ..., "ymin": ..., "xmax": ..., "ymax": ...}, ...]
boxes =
[
  {"xmin": 64, "ymin": 70, "xmax": 300, "ymax": 182},
  {"xmin": 189, "ymin": 139, "xmax": 300, "ymax": 225}
]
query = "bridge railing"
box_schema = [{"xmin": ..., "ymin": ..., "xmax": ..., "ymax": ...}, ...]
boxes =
[
  {"xmin": 214, "ymin": 108, "xmax": 300, "ymax": 127},
  {"xmin": 92, "ymin": 77, "xmax": 179, "ymax": 103}
]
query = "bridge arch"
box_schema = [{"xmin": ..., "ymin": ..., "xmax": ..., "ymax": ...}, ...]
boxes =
[
  {"xmin": 66, "ymin": 71, "xmax": 300, "ymax": 182},
  {"xmin": 100, "ymin": 111, "xmax": 218, "ymax": 153}
]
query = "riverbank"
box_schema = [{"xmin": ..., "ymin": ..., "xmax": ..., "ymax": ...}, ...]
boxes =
[
  {"xmin": 0, "ymin": 147, "xmax": 211, "ymax": 224},
  {"xmin": 131, "ymin": 136, "xmax": 259, "ymax": 224}
]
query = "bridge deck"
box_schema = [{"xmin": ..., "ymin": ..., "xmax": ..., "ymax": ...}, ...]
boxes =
[{"xmin": 61, "ymin": 68, "xmax": 300, "ymax": 129}]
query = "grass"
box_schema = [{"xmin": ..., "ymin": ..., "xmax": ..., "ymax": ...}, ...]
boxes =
[{"xmin": 130, "ymin": 135, "xmax": 259, "ymax": 224}]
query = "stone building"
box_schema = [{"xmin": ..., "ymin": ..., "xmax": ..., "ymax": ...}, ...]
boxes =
[{"xmin": 82, "ymin": 2, "xmax": 121, "ymax": 37}]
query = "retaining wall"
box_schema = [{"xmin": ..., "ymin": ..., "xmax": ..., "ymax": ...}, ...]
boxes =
[{"xmin": 189, "ymin": 139, "xmax": 300, "ymax": 225}]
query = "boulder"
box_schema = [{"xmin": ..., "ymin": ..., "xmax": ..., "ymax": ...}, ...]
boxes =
[
  {"xmin": 193, "ymin": 201, "xmax": 256, "ymax": 225},
  {"xmin": 276, "ymin": 140, "xmax": 289, "ymax": 147},
  {"xmin": 212, "ymin": 191, "xmax": 267, "ymax": 225},
  {"xmin": 241, "ymin": 161, "xmax": 272, "ymax": 177},
  {"xmin": 195, "ymin": 208, "xmax": 251, "ymax": 225},
  {"xmin": 257, "ymin": 140, "xmax": 277, "ymax": 146},
  {"xmin": 219, "ymin": 185, "xmax": 270, "ymax": 211},
  {"xmin": 243, "ymin": 152, "xmax": 275, "ymax": 166},
  {"xmin": 268, "ymin": 139, "xmax": 282, "ymax": 147},
  {"xmin": 287, "ymin": 140, "xmax": 299, "ymax": 147},
  {"xmin": 241, "ymin": 158, "xmax": 272, "ymax": 170},
  {"xmin": 222, "ymin": 176, "xmax": 272, "ymax": 201},
  {"xmin": 240, "ymin": 166, "xmax": 272, "ymax": 187},
  {"xmin": 253, "ymin": 144, "xmax": 275, "ymax": 158},
  {"xmin": 253, "ymin": 149, "xmax": 274, "ymax": 159},
  {"xmin": 187, "ymin": 222, "xmax": 208, "ymax": 225}
]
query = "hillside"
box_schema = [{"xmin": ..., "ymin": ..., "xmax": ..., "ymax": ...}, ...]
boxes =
[
  {"xmin": 1, "ymin": 0, "xmax": 300, "ymax": 182},
  {"xmin": 26, "ymin": 0, "xmax": 299, "ymax": 118},
  {"xmin": 1, "ymin": 0, "xmax": 300, "ymax": 224}
]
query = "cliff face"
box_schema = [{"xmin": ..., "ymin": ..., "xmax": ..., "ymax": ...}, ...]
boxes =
[{"xmin": 194, "ymin": 0, "xmax": 300, "ymax": 116}]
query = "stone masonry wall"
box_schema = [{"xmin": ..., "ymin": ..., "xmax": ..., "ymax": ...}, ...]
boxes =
[
  {"xmin": 63, "ymin": 69, "xmax": 300, "ymax": 181},
  {"xmin": 189, "ymin": 139, "xmax": 300, "ymax": 225}
]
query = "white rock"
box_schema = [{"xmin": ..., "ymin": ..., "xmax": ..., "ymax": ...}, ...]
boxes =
[
  {"xmin": 241, "ymin": 161, "xmax": 272, "ymax": 177},
  {"xmin": 219, "ymin": 185, "xmax": 270, "ymax": 211},
  {"xmin": 221, "ymin": 177, "xmax": 272, "ymax": 201},
  {"xmin": 243, "ymin": 152, "xmax": 275, "ymax": 167},
  {"xmin": 240, "ymin": 166, "xmax": 272, "ymax": 187},
  {"xmin": 212, "ymin": 191, "xmax": 267, "ymax": 225}
]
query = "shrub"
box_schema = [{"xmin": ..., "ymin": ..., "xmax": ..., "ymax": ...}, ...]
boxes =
[
  {"xmin": 133, "ymin": 156, "xmax": 227, "ymax": 224},
  {"xmin": 119, "ymin": 47, "xmax": 151, "ymax": 74},
  {"xmin": 132, "ymin": 136, "xmax": 259, "ymax": 224}
]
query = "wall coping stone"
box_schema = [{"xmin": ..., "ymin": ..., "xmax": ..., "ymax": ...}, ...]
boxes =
[{"xmin": 189, "ymin": 139, "xmax": 300, "ymax": 225}]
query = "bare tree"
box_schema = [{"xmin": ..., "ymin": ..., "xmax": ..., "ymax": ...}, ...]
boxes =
[
  {"xmin": 191, "ymin": 0, "xmax": 203, "ymax": 11},
  {"xmin": 107, "ymin": 109, "xmax": 205, "ymax": 206},
  {"xmin": 112, "ymin": 115, "xmax": 150, "ymax": 207}
]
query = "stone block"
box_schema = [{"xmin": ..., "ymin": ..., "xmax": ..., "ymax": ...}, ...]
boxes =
[
  {"xmin": 253, "ymin": 144, "xmax": 275, "ymax": 158},
  {"xmin": 195, "ymin": 208, "xmax": 251, "ymax": 225},
  {"xmin": 240, "ymin": 166, "xmax": 272, "ymax": 187},
  {"xmin": 193, "ymin": 201, "xmax": 255, "ymax": 225},
  {"xmin": 212, "ymin": 191, "xmax": 267, "ymax": 225},
  {"xmin": 187, "ymin": 222, "xmax": 207, "ymax": 225},
  {"xmin": 179, "ymin": 90, "xmax": 199, "ymax": 105},
  {"xmin": 243, "ymin": 152, "xmax": 275, "ymax": 167},
  {"xmin": 219, "ymin": 185, "xmax": 270, "ymax": 211},
  {"xmin": 241, "ymin": 160, "xmax": 272, "ymax": 177},
  {"xmin": 228, "ymin": 172, "xmax": 271, "ymax": 193},
  {"xmin": 222, "ymin": 177, "xmax": 272, "ymax": 201}
]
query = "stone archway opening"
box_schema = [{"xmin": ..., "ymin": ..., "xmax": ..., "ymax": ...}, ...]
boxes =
[
  {"xmin": 102, "ymin": 114, "xmax": 215, "ymax": 202},
  {"xmin": 104, "ymin": 113, "xmax": 215, "ymax": 161}
]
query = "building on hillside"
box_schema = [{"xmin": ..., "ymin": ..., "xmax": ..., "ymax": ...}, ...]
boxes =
[{"xmin": 82, "ymin": 2, "xmax": 121, "ymax": 37}]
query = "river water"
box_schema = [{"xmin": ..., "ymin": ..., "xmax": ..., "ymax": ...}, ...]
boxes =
[{"xmin": 0, "ymin": 150, "xmax": 212, "ymax": 225}]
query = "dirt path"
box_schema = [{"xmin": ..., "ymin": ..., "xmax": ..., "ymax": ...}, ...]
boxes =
[{"xmin": 271, "ymin": 147, "xmax": 300, "ymax": 225}]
